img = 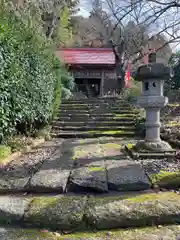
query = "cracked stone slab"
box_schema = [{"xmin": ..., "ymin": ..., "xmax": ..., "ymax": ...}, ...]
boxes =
[
  {"xmin": 101, "ymin": 142, "xmax": 122, "ymax": 157},
  {"xmin": 0, "ymin": 196, "xmax": 31, "ymax": 224},
  {"xmin": 106, "ymin": 159, "xmax": 150, "ymax": 191},
  {"xmin": 30, "ymin": 142, "xmax": 72, "ymax": 193},
  {"xmin": 73, "ymin": 141, "xmax": 104, "ymax": 167},
  {"xmin": 72, "ymin": 138, "xmax": 99, "ymax": 146},
  {"xmin": 0, "ymin": 141, "xmax": 59, "ymax": 193},
  {"xmin": 73, "ymin": 144, "xmax": 102, "ymax": 160},
  {"xmin": 69, "ymin": 161, "xmax": 108, "ymax": 193},
  {"xmin": 24, "ymin": 196, "xmax": 87, "ymax": 231}
]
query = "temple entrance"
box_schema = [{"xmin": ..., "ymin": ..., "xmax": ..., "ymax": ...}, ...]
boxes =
[{"xmin": 75, "ymin": 78, "xmax": 101, "ymax": 98}]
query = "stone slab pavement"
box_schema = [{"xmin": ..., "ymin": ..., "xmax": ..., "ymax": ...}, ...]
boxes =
[
  {"xmin": 68, "ymin": 137, "xmax": 150, "ymax": 192},
  {"xmin": 0, "ymin": 136, "xmax": 179, "ymax": 194},
  {"xmin": 0, "ymin": 139, "xmax": 62, "ymax": 193},
  {"xmin": 30, "ymin": 140, "xmax": 73, "ymax": 193}
]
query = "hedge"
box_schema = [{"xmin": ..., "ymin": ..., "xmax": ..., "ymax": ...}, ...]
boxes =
[{"xmin": 0, "ymin": 4, "xmax": 74, "ymax": 142}]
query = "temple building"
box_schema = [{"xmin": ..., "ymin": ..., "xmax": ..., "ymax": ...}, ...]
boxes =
[{"xmin": 56, "ymin": 48, "xmax": 121, "ymax": 97}]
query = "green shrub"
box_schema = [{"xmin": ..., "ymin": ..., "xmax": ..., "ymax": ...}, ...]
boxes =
[
  {"xmin": 61, "ymin": 72, "xmax": 75, "ymax": 99},
  {"xmin": 120, "ymin": 78, "xmax": 141, "ymax": 102},
  {"xmin": 0, "ymin": 3, "xmax": 74, "ymax": 142}
]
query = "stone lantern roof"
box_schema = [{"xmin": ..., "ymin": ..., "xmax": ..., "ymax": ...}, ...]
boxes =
[{"xmin": 135, "ymin": 63, "xmax": 170, "ymax": 81}]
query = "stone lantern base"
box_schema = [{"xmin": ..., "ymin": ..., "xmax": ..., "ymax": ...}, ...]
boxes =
[
  {"xmin": 125, "ymin": 140, "xmax": 176, "ymax": 160},
  {"xmin": 135, "ymin": 140, "xmax": 172, "ymax": 152}
]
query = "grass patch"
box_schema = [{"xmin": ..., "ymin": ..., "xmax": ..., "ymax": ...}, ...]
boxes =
[{"xmin": 0, "ymin": 145, "xmax": 11, "ymax": 163}]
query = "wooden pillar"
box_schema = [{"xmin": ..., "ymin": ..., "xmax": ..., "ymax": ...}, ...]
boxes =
[{"xmin": 100, "ymin": 70, "xmax": 104, "ymax": 96}]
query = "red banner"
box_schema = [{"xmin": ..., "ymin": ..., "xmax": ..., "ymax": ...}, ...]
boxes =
[{"xmin": 124, "ymin": 62, "xmax": 131, "ymax": 88}]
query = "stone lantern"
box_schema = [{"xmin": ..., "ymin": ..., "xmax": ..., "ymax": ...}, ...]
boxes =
[{"xmin": 134, "ymin": 53, "xmax": 173, "ymax": 152}]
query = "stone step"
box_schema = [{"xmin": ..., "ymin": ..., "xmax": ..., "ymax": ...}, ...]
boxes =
[
  {"xmin": 61, "ymin": 101, "xmax": 128, "ymax": 106},
  {"xmin": 0, "ymin": 192, "xmax": 180, "ymax": 233},
  {"xmin": 51, "ymin": 130, "xmax": 136, "ymax": 138},
  {"xmin": 52, "ymin": 120, "xmax": 135, "ymax": 126},
  {"xmin": 57, "ymin": 113, "xmax": 136, "ymax": 118},
  {"xmin": 60, "ymin": 103, "xmax": 131, "ymax": 108},
  {"xmin": 59, "ymin": 110, "xmax": 134, "ymax": 115},
  {"xmin": 55, "ymin": 116, "xmax": 136, "ymax": 121},
  {"xmin": 62, "ymin": 100, "xmax": 106, "ymax": 104},
  {"xmin": 60, "ymin": 107, "xmax": 133, "ymax": 112},
  {"xmin": 52, "ymin": 126, "xmax": 135, "ymax": 131},
  {"xmin": 62, "ymin": 97, "xmax": 118, "ymax": 102}
]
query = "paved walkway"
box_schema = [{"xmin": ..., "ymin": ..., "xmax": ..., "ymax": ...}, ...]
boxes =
[
  {"xmin": 1, "ymin": 225, "xmax": 180, "ymax": 240},
  {"xmin": 0, "ymin": 136, "xmax": 179, "ymax": 237},
  {"xmin": 0, "ymin": 136, "xmax": 178, "ymax": 194}
]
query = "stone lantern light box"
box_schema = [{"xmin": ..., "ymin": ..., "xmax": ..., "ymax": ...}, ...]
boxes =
[{"xmin": 125, "ymin": 53, "xmax": 176, "ymax": 159}]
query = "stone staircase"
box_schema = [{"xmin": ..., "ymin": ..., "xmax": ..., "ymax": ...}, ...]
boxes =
[{"xmin": 51, "ymin": 98, "xmax": 138, "ymax": 138}]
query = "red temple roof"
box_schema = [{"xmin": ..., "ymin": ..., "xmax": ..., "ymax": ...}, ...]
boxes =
[{"xmin": 56, "ymin": 48, "xmax": 116, "ymax": 65}]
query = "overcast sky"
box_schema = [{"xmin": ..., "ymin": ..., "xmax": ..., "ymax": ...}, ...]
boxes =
[{"xmin": 78, "ymin": 0, "xmax": 90, "ymax": 17}]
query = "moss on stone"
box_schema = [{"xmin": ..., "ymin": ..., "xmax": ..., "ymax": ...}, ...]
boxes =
[
  {"xmin": 167, "ymin": 103, "xmax": 180, "ymax": 107},
  {"xmin": 125, "ymin": 191, "xmax": 178, "ymax": 203},
  {"xmin": 101, "ymin": 143, "xmax": 121, "ymax": 149},
  {"xmin": 72, "ymin": 143, "xmax": 102, "ymax": 160},
  {"xmin": 126, "ymin": 143, "xmax": 134, "ymax": 149},
  {"xmin": 150, "ymin": 171, "xmax": 180, "ymax": 188},
  {"xmin": 86, "ymin": 130, "xmax": 135, "ymax": 135},
  {"xmin": 114, "ymin": 114, "xmax": 136, "ymax": 118},
  {"xmin": 88, "ymin": 166, "xmax": 105, "ymax": 172},
  {"xmin": 24, "ymin": 196, "xmax": 87, "ymax": 231},
  {"xmin": 102, "ymin": 130, "xmax": 123, "ymax": 134},
  {"xmin": 84, "ymin": 192, "xmax": 180, "ymax": 230},
  {"xmin": 166, "ymin": 122, "xmax": 180, "ymax": 127},
  {"xmin": 72, "ymin": 149, "xmax": 83, "ymax": 160},
  {"xmin": 0, "ymin": 145, "xmax": 11, "ymax": 163},
  {"xmin": 97, "ymin": 126, "xmax": 133, "ymax": 129}
]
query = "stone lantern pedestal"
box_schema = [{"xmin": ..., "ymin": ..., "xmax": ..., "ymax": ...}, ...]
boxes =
[{"xmin": 126, "ymin": 61, "xmax": 176, "ymax": 159}]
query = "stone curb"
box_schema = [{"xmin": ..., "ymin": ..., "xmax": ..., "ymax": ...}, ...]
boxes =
[
  {"xmin": 0, "ymin": 138, "xmax": 45, "ymax": 167},
  {"xmin": 0, "ymin": 192, "xmax": 180, "ymax": 232}
]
